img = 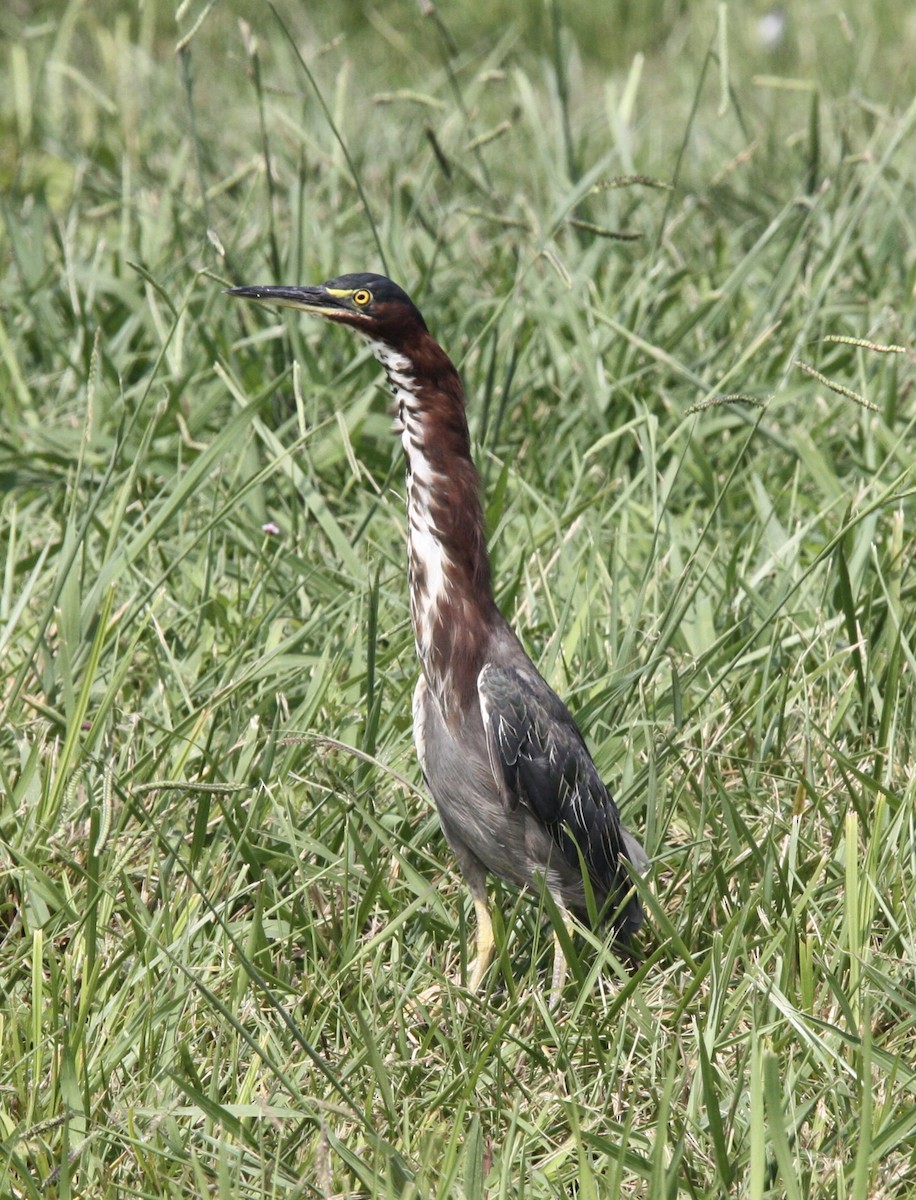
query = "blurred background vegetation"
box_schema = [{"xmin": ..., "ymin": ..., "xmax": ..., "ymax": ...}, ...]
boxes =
[{"xmin": 1, "ymin": 1, "xmax": 914, "ymax": 1197}]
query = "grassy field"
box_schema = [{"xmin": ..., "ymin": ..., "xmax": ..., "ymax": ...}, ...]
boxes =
[{"xmin": 2, "ymin": 1, "xmax": 915, "ymax": 1196}]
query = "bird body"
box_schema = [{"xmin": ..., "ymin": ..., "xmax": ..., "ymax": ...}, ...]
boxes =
[{"xmin": 229, "ymin": 273, "xmax": 647, "ymax": 997}]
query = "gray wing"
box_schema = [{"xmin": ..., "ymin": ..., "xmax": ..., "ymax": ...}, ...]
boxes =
[{"xmin": 478, "ymin": 661, "xmax": 646, "ymax": 930}]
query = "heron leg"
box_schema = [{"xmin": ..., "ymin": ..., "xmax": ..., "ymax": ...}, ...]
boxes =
[
  {"xmin": 467, "ymin": 893, "xmax": 495, "ymax": 991},
  {"xmin": 443, "ymin": 832, "xmax": 495, "ymax": 992},
  {"xmin": 549, "ymin": 905, "xmax": 574, "ymax": 1006}
]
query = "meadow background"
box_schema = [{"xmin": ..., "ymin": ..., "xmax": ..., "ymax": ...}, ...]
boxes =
[{"xmin": 1, "ymin": 1, "xmax": 915, "ymax": 1196}]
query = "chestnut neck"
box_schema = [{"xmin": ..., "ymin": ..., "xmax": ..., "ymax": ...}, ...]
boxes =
[{"xmin": 369, "ymin": 331, "xmax": 499, "ymax": 719}]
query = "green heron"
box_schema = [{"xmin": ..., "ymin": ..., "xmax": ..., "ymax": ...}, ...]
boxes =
[{"xmin": 228, "ymin": 273, "xmax": 648, "ymax": 1000}]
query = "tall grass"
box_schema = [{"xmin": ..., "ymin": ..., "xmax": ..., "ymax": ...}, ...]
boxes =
[{"xmin": 1, "ymin": 2, "xmax": 914, "ymax": 1196}]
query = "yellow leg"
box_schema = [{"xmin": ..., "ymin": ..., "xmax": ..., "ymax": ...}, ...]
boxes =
[
  {"xmin": 467, "ymin": 896, "xmax": 495, "ymax": 991},
  {"xmin": 549, "ymin": 907, "xmax": 574, "ymax": 1006}
]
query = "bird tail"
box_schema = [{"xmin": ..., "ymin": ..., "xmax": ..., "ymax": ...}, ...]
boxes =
[
  {"xmin": 613, "ymin": 825, "xmax": 649, "ymax": 942},
  {"xmin": 621, "ymin": 826, "xmax": 649, "ymax": 874}
]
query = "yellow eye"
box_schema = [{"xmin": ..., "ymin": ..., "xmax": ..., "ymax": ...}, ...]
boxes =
[{"xmin": 353, "ymin": 289, "xmax": 372, "ymax": 306}]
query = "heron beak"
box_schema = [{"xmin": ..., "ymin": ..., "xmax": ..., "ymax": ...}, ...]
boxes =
[{"xmin": 226, "ymin": 285, "xmax": 357, "ymax": 319}]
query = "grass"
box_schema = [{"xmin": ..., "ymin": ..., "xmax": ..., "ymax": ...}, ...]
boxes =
[{"xmin": 1, "ymin": 1, "xmax": 915, "ymax": 1196}]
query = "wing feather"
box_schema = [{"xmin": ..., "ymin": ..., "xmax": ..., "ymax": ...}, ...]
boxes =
[{"xmin": 478, "ymin": 662, "xmax": 647, "ymax": 914}]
